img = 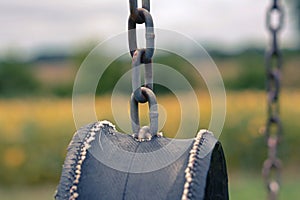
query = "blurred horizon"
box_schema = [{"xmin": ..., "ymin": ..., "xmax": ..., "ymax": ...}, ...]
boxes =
[{"xmin": 0, "ymin": 0, "xmax": 299, "ymax": 59}]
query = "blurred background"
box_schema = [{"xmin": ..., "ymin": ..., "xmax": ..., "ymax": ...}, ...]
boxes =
[{"xmin": 0, "ymin": 0, "xmax": 299, "ymax": 199}]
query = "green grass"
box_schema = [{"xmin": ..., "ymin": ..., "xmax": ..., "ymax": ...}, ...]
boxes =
[
  {"xmin": 0, "ymin": 172, "xmax": 299, "ymax": 200},
  {"xmin": 0, "ymin": 184, "xmax": 56, "ymax": 200},
  {"xmin": 229, "ymin": 171, "xmax": 300, "ymax": 200}
]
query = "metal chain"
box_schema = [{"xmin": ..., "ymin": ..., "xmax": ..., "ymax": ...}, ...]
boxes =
[
  {"xmin": 262, "ymin": 0, "xmax": 284, "ymax": 199},
  {"xmin": 128, "ymin": 0, "xmax": 158, "ymax": 140}
]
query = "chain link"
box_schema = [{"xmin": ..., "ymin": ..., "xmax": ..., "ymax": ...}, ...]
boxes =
[
  {"xmin": 129, "ymin": 0, "xmax": 150, "ymax": 22},
  {"xmin": 263, "ymin": 0, "xmax": 284, "ymax": 199},
  {"xmin": 131, "ymin": 49, "xmax": 153, "ymax": 103},
  {"xmin": 128, "ymin": 0, "xmax": 158, "ymax": 139},
  {"xmin": 128, "ymin": 7, "xmax": 155, "ymax": 63},
  {"xmin": 130, "ymin": 87, "xmax": 159, "ymax": 141}
]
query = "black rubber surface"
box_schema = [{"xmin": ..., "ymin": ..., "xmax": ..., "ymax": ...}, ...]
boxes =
[{"xmin": 55, "ymin": 122, "xmax": 228, "ymax": 200}]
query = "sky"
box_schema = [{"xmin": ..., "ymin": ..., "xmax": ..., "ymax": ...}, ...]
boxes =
[{"xmin": 0, "ymin": 0, "xmax": 297, "ymax": 56}]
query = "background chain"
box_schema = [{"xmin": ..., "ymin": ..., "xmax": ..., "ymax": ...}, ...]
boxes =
[{"xmin": 262, "ymin": 0, "xmax": 284, "ymax": 200}]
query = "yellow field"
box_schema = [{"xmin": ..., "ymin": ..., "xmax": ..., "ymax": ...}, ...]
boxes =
[
  {"xmin": 1, "ymin": 90, "xmax": 298, "ymax": 138},
  {"xmin": 0, "ymin": 90, "xmax": 299, "ymax": 185}
]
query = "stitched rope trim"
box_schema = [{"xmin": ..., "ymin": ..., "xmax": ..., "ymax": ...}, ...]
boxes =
[
  {"xmin": 181, "ymin": 129, "xmax": 211, "ymax": 200},
  {"xmin": 55, "ymin": 120, "xmax": 116, "ymax": 200},
  {"xmin": 68, "ymin": 120, "xmax": 116, "ymax": 200}
]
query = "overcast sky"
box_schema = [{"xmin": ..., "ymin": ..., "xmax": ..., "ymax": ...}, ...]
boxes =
[{"xmin": 0, "ymin": 0, "xmax": 297, "ymax": 55}]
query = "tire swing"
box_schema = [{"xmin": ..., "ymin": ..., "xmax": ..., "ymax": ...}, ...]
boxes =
[{"xmin": 55, "ymin": 1, "xmax": 229, "ymax": 200}]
